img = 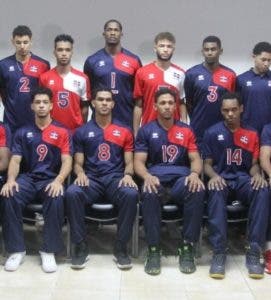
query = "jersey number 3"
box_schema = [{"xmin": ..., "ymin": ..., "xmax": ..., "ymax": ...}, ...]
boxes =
[{"xmin": 207, "ymin": 86, "xmax": 218, "ymax": 102}]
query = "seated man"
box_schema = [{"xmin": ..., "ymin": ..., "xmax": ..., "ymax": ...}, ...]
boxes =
[
  {"xmin": 66, "ymin": 88, "xmax": 138, "ymax": 270},
  {"xmin": 203, "ymin": 92, "xmax": 270, "ymax": 279},
  {"xmin": 1, "ymin": 87, "xmax": 72, "ymax": 273},
  {"xmin": 134, "ymin": 87, "xmax": 205, "ymax": 275}
]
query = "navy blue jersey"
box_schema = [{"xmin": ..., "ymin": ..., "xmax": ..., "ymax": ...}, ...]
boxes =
[
  {"xmin": 184, "ymin": 63, "xmax": 236, "ymax": 141},
  {"xmin": 203, "ymin": 122, "xmax": 259, "ymax": 180},
  {"xmin": 84, "ymin": 48, "xmax": 141, "ymax": 128},
  {"xmin": 12, "ymin": 121, "xmax": 72, "ymax": 180},
  {"xmin": 73, "ymin": 119, "xmax": 134, "ymax": 177},
  {"xmin": 260, "ymin": 123, "xmax": 271, "ymax": 147},
  {"xmin": 0, "ymin": 54, "xmax": 50, "ymax": 133},
  {"xmin": 236, "ymin": 69, "xmax": 271, "ymax": 133},
  {"xmin": 135, "ymin": 120, "xmax": 198, "ymax": 182}
]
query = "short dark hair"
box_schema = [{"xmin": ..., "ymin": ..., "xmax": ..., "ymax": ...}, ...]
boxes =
[
  {"xmin": 202, "ymin": 35, "xmax": 221, "ymax": 48},
  {"xmin": 103, "ymin": 19, "xmax": 122, "ymax": 31},
  {"xmin": 154, "ymin": 87, "xmax": 177, "ymax": 103},
  {"xmin": 253, "ymin": 41, "xmax": 271, "ymax": 55},
  {"xmin": 92, "ymin": 87, "xmax": 113, "ymax": 100},
  {"xmin": 154, "ymin": 32, "xmax": 176, "ymax": 44},
  {"xmin": 54, "ymin": 34, "xmax": 74, "ymax": 48},
  {"xmin": 12, "ymin": 25, "xmax": 32, "ymax": 38},
  {"xmin": 31, "ymin": 87, "xmax": 53, "ymax": 102},
  {"xmin": 221, "ymin": 92, "xmax": 242, "ymax": 106}
]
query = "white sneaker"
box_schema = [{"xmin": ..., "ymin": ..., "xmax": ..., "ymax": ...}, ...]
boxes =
[
  {"xmin": 39, "ymin": 251, "xmax": 57, "ymax": 273},
  {"xmin": 4, "ymin": 251, "xmax": 26, "ymax": 271}
]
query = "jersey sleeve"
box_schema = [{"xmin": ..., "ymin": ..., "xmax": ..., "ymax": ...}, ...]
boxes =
[
  {"xmin": 187, "ymin": 129, "xmax": 198, "ymax": 152},
  {"xmin": 202, "ymin": 130, "xmax": 213, "ymax": 160},
  {"xmin": 135, "ymin": 127, "xmax": 148, "ymax": 153},
  {"xmin": 0, "ymin": 124, "xmax": 12, "ymax": 148},
  {"xmin": 123, "ymin": 130, "xmax": 134, "ymax": 152},
  {"xmin": 11, "ymin": 130, "xmax": 23, "ymax": 156},
  {"xmin": 184, "ymin": 72, "xmax": 195, "ymax": 110},
  {"xmin": 60, "ymin": 129, "xmax": 73, "ymax": 155},
  {"xmin": 73, "ymin": 129, "xmax": 84, "ymax": 153},
  {"xmin": 81, "ymin": 75, "xmax": 91, "ymax": 101},
  {"xmin": 252, "ymin": 133, "xmax": 260, "ymax": 159},
  {"xmin": 133, "ymin": 68, "xmax": 144, "ymax": 99},
  {"xmin": 261, "ymin": 125, "xmax": 271, "ymax": 146}
]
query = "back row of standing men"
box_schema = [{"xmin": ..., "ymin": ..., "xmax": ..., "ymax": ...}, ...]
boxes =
[{"xmin": 0, "ymin": 20, "xmax": 271, "ymax": 279}]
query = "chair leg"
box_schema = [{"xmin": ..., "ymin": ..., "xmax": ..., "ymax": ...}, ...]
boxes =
[
  {"xmin": 131, "ymin": 203, "xmax": 139, "ymax": 258},
  {"xmin": 66, "ymin": 220, "xmax": 71, "ymax": 258},
  {"xmin": 195, "ymin": 227, "xmax": 203, "ymax": 258}
]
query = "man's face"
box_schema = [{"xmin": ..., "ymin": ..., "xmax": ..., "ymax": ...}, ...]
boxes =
[
  {"xmin": 253, "ymin": 52, "xmax": 271, "ymax": 75},
  {"xmin": 54, "ymin": 41, "xmax": 73, "ymax": 66},
  {"xmin": 12, "ymin": 35, "xmax": 32, "ymax": 58},
  {"xmin": 31, "ymin": 94, "xmax": 52, "ymax": 118},
  {"xmin": 221, "ymin": 98, "xmax": 243, "ymax": 127},
  {"xmin": 154, "ymin": 39, "xmax": 175, "ymax": 62},
  {"xmin": 92, "ymin": 91, "xmax": 115, "ymax": 116},
  {"xmin": 103, "ymin": 22, "xmax": 122, "ymax": 46},
  {"xmin": 154, "ymin": 93, "xmax": 176, "ymax": 120},
  {"xmin": 202, "ymin": 42, "xmax": 222, "ymax": 65}
]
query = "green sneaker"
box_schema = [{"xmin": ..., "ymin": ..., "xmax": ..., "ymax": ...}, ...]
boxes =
[
  {"xmin": 178, "ymin": 242, "xmax": 196, "ymax": 274},
  {"xmin": 144, "ymin": 246, "xmax": 161, "ymax": 275}
]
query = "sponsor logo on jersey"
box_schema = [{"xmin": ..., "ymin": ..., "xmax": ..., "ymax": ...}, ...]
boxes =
[
  {"xmin": 88, "ymin": 131, "xmax": 95, "ymax": 137},
  {"xmin": 122, "ymin": 60, "xmax": 130, "ymax": 68},
  {"xmin": 49, "ymin": 80, "xmax": 55, "ymax": 85},
  {"xmin": 148, "ymin": 73, "xmax": 155, "ymax": 80},
  {"xmin": 73, "ymin": 80, "xmax": 81, "ymax": 88},
  {"xmin": 217, "ymin": 134, "xmax": 224, "ymax": 141},
  {"xmin": 176, "ymin": 132, "xmax": 184, "ymax": 140},
  {"xmin": 26, "ymin": 132, "xmax": 34, "ymax": 138},
  {"xmin": 198, "ymin": 75, "xmax": 204, "ymax": 81},
  {"xmin": 152, "ymin": 132, "xmax": 159, "ymax": 138},
  {"xmin": 50, "ymin": 132, "xmax": 58, "ymax": 140},
  {"xmin": 220, "ymin": 75, "xmax": 228, "ymax": 83},
  {"xmin": 112, "ymin": 129, "xmax": 121, "ymax": 137},
  {"xmin": 9, "ymin": 66, "xmax": 15, "ymax": 72},
  {"xmin": 240, "ymin": 135, "xmax": 248, "ymax": 144},
  {"xmin": 98, "ymin": 60, "xmax": 105, "ymax": 67},
  {"xmin": 246, "ymin": 81, "xmax": 252, "ymax": 86},
  {"xmin": 173, "ymin": 72, "xmax": 181, "ymax": 80},
  {"xmin": 30, "ymin": 65, "xmax": 38, "ymax": 73}
]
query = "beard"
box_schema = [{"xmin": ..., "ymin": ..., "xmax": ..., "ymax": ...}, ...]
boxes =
[{"xmin": 156, "ymin": 52, "xmax": 173, "ymax": 62}]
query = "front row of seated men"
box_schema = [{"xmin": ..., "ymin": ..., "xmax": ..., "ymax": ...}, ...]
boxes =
[{"xmin": 0, "ymin": 87, "xmax": 270, "ymax": 280}]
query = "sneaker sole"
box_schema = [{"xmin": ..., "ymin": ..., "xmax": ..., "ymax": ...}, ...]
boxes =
[
  {"xmin": 113, "ymin": 257, "xmax": 133, "ymax": 270},
  {"xmin": 210, "ymin": 273, "xmax": 225, "ymax": 279},
  {"xmin": 4, "ymin": 257, "xmax": 25, "ymax": 272},
  {"xmin": 248, "ymin": 273, "xmax": 264, "ymax": 279},
  {"xmin": 71, "ymin": 255, "xmax": 90, "ymax": 270},
  {"xmin": 144, "ymin": 268, "xmax": 161, "ymax": 275}
]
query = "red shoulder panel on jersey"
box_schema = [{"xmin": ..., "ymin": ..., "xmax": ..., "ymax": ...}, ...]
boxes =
[
  {"xmin": 42, "ymin": 124, "xmax": 71, "ymax": 154},
  {"xmin": 104, "ymin": 124, "xmax": 134, "ymax": 151},
  {"xmin": 168, "ymin": 125, "xmax": 198, "ymax": 152},
  {"xmin": 0, "ymin": 126, "xmax": 7, "ymax": 147},
  {"xmin": 23, "ymin": 57, "xmax": 49, "ymax": 78},
  {"xmin": 212, "ymin": 67, "xmax": 236, "ymax": 91},
  {"xmin": 113, "ymin": 53, "xmax": 141, "ymax": 75},
  {"xmin": 233, "ymin": 128, "xmax": 259, "ymax": 158}
]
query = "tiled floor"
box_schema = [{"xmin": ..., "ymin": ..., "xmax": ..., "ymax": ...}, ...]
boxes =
[{"xmin": 0, "ymin": 223, "xmax": 271, "ymax": 300}]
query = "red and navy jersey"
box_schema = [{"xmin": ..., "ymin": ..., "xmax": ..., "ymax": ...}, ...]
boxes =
[
  {"xmin": 39, "ymin": 67, "xmax": 91, "ymax": 130},
  {"xmin": 184, "ymin": 63, "xmax": 236, "ymax": 142},
  {"xmin": 0, "ymin": 54, "xmax": 50, "ymax": 133},
  {"xmin": 236, "ymin": 69, "xmax": 271, "ymax": 133},
  {"xmin": 134, "ymin": 62, "xmax": 185, "ymax": 126},
  {"xmin": 84, "ymin": 48, "xmax": 141, "ymax": 128},
  {"xmin": 0, "ymin": 122, "xmax": 12, "ymax": 149},
  {"xmin": 135, "ymin": 120, "xmax": 198, "ymax": 182},
  {"xmin": 73, "ymin": 119, "xmax": 134, "ymax": 176},
  {"xmin": 12, "ymin": 121, "xmax": 72, "ymax": 180},
  {"xmin": 203, "ymin": 122, "xmax": 259, "ymax": 180}
]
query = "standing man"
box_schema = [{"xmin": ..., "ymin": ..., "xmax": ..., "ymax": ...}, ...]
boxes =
[
  {"xmin": 0, "ymin": 25, "xmax": 50, "ymax": 133},
  {"xmin": 203, "ymin": 92, "xmax": 269, "ymax": 279},
  {"xmin": 133, "ymin": 32, "xmax": 186, "ymax": 136},
  {"xmin": 66, "ymin": 88, "xmax": 138, "ymax": 270},
  {"xmin": 40, "ymin": 34, "xmax": 91, "ymax": 131},
  {"xmin": 184, "ymin": 36, "xmax": 236, "ymax": 148},
  {"xmin": 134, "ymin": 88, "xmax": 205, "ymax": 275},
  {"xmin": 236, "ymin": 42, "xmax": 271, "ymax": 133},
  {"xmin": 84, "ymin": 20, "xmax": 141, "ymax": 128},
  {"xmin": 1, "ymin": 87, "xmax": 72, "ymax": 273}
]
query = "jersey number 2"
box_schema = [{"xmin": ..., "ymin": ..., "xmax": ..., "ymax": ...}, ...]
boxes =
[{"xmin": 19, "ymin": 77, "xmax": 30, "ymax": 93}]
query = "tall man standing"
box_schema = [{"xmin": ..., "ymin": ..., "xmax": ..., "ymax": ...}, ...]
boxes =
[
  {"xmin": 84, "ymin": 20, "xmax": 141, "ymax": 128},
  {"xmin": 0, "ymin": 25, "xmax": 50, "ymax": 133},
  {"xmin": 40, "ymin": 34, "xmax": 91, "ymax": 131}
]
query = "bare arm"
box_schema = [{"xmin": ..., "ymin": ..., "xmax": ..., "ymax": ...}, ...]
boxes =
[
  {"xmin": 80, "ymin": 100, "xmax": 89, "ymax": 123},
  {"xmin": 249, "ymin": 157, "xmax": 267, "ymax": 189},
  {"xmin": 185, "ymin": 151, "xmax": 205, "ymax": 192},
  {"xmin": 45, "ymin": 154, "xmax": 72, "ymax": 197},
  {"xmin": 134, "ymin": 152, "xmax": 160, "ymax": 193},
  {"xmin": 73, "ymin": 152, "xmax": 89, "ymax": 186},
  {"xmin": 1, "ymin": 154, "xmax": 22, "ymax": 197},
  {"xmin": 180, "ymin": 100, "xmax": 188, "ymax": 123},
  {"xmin": 133, "ymin": 98, "xmax": 143, "ymax": 137},
  {"xmin": 118, "ymin": 151, "xmax": 138, "ymax": 189},
  {"xmin": 204, "ymin": 158, "xmax": 226, "ymax": 191},
  {"xmin": 0, "ymin": 147, "xmax": 11, "ymax": 172}
]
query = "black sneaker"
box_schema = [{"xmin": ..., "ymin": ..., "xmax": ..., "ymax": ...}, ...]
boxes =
[
  {"xmin": 113, "ymin": 243, "xmax": 132, "ymax": 270},
  {"xmin": 144, "ymin": 246, "xmax": 161, "ymax": 275},
  {"xmin": 246, "ymin": 245, "xmax": 264, "ymax": 279},
  {"xmin": 209, "ymin": 253, "xmax": 226, "ymax": 279},
  {"xmin": 71, "ymin": 240, "xmax": 90, "ymax": 269},
  {"xmin": 178, "ymin": 242, "xmax": 196, "ymax": 274}
]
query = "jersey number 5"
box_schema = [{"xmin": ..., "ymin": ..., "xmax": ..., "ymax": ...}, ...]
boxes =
[
  {"xmin": 57, "ymin": 91, "xmax": 69, "ymax": 108},
  {"xmin": 226, "ymin": 148, "xmax": 242, "ymax": 165}
]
